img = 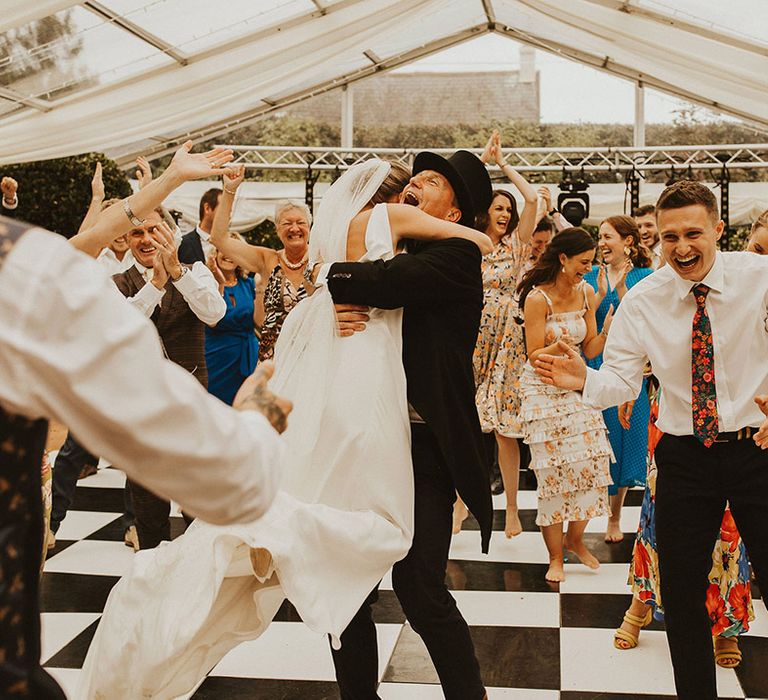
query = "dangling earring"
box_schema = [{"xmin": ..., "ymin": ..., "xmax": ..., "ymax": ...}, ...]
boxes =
[
  {"xmin": 623, "ymin": 245, "xmax": 631, "ymax": 258},
  {"xmin": 561, "ymin": 266, "xmax": 566, "ymax": 274}
]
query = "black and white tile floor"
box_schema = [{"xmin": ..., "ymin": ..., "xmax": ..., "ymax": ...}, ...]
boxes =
[{"xmin": 41, "ymin": 464, "xmax": 768, "ymax": 699}]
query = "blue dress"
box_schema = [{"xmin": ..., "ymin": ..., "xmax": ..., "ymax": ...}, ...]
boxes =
[
  {"xmin": 584, "ymin": 264, "xmax": 654, "ymax": 495},
  {"xmin": 205, "ymin": 277, "xmax": 259, "ymax": 405}
]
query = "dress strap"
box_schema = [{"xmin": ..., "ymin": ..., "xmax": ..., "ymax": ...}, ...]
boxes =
[
  {"xmin": 532, "ymin": 287, "xmax": 554, "ymax": 312},
  {"xmin": 581, "ymin": 281, "xmax": 590, "ymax": 310}
]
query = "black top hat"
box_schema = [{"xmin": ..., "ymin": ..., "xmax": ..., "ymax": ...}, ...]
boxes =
[{"xmin": 412, "ymin": 150, "xmax": 492, "ymax": 227}]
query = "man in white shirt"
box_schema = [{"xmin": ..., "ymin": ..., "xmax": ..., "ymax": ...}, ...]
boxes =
[
  {"xmin": 634, "ymin": 204, "xmax": 662, "ymax": 269},
  {"xmin": 178, "ymin": 187, "xmax": 221, "ymax": 264},
  {"xmin": 113, "ymin": 210, "xmax": 227, "ymax": 549},
  {"xmin": 96, "ymin": 232, "xmax": 134, "ymax": 275},
  {"xmin": 535, "ymin": 180, "xmax": 768, "ymax": 700},
  {"xmin": 0, "ymin": 142, "xmax": 290, "ymax": 699}
]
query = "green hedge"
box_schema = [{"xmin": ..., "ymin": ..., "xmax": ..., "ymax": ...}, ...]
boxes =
[{"xmin": 2, "ymin": 153, "xmax": 132, "ymax": 238}]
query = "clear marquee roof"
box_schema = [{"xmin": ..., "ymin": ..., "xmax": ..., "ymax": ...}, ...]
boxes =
[{"xmin": 1, "ymin": 0, "xmax": 766, "ymax": 166}]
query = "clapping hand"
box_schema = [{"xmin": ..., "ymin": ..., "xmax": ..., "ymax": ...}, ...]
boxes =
[
  {"xmin": 206, "ymin": 253, "xmax": 226, "ymax": 288},
  {"xmin": 150, "ymin": 221, "xmax": 183, "ymax": 281},
  {"xmin": 616, "ymin": 258, "xmax": 633, "ymax": 295},
  {"xmin": 135, "ymin": 156, "xmax": 153, "ymax": 189},
  {"xmin": 753, "ymin": 395, "xmax": 768, "ymax": 448},
  {"xmin": 596, "ymin": 265, "xmax": 608, "ymax": 299},
  {"xmin": 222, "ymin": 164, "xmax": 246, "ymax": 193},
  {"xmin": 534, "ymin": 340, "xmax": 588, "ymax": 390},
  {"xmin": 233, "ymin": 361, "xmax": 293, "ymax": 434},
  {"xmin": 1, "ymin": 176, "xmax": 18, "ymax": 203},
  {"xmin": 602, "ymin": 304, "xmax": 615, "ymax": 336},
  {"xmin": 168, "ymin": 140, "xmax": 234, "ymax": 181},
  {"xmin": 150, "ymin": 249, "xmax": 169, "ymax": 289}
]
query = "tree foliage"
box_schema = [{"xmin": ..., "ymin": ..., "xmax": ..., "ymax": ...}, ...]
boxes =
[{"xmin": 3, "ymin": 154, "xmax": 132, "ymax": 238}]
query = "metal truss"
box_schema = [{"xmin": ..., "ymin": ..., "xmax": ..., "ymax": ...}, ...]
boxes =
[{"xmin": 221, "ymin": 143, "xmax": 768, "ymax": 174}]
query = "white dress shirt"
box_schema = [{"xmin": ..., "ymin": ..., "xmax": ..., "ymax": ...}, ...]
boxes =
[
  {"xmin": 650, "ymin": 241, "xmax": 663, "ymax": 270},
  {"xmin": 96, "ymin": 247, "xmax": 135, "ymax": 276},
  {"xmin": 583, "ymin": 251, "xmax": 768, "ymax": 435},
  {"xmin": 127, "ymin": 260, "xmax": 226, "ymax": 325},
  {"xmin": 0, "ymin": 229, "xmax": 282, "ymax": 525},
  {"xmin": 197, "ymin": 226, "xmax": 215, "ymax": 260}
]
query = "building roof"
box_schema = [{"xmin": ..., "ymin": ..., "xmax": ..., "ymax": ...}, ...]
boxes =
[{"xmin": 1, "ymin": 0, "xmax": 766, "ymax": 166}]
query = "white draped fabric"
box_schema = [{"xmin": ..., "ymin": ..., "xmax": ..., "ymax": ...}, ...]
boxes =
[{"xmin": 0, "ymin": 0, "xmax": 766, "ymax": 166}]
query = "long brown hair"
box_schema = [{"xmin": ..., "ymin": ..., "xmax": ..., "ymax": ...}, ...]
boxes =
[
  {"xmin": 368, "ymin": 161, "xmax": 411, "ymax": 206},
  {"xmin": 475, "ymin": 189, "xmax": 519, "ymax": 236},
  {"xmin": 602, "ymin": 215, "xmax": 652, "ymax": 268},
  {"xmin": 517, "ymin": 227, "xmax": 596, "ymax": 308}
]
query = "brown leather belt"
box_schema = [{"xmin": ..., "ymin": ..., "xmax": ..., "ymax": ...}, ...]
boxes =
[{"xmin": 713, "ymin": 426, "xmax": 756, "ymax": 443}]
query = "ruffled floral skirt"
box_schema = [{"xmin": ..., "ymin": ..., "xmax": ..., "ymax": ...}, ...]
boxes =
[{"xmin": 519, "ymin": 363, "xmax": 613, "ymax": 526}]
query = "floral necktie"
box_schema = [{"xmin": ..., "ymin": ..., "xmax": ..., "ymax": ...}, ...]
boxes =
[{"xmin": 691, "ymin": 284, "xmax": 718, "ymax": 446}]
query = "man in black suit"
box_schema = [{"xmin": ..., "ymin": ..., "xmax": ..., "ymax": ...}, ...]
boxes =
[
  {"xmin": 318, "ymin": 151, "xmax": 494, "ymax": 700},
  {"xmin": 177, "ymin": 187, "xmax": 221, "ymax": 264}
]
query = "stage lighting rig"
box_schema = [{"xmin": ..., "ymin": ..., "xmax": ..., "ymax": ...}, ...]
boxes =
[{"xmin": 557, "ymin": 170, "xmax": 590, "ymax": 226}]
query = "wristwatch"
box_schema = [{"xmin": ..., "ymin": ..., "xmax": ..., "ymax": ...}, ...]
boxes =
[{"xmin": 123, "ymin": 198, "xmax": 146, "ymax": 227}]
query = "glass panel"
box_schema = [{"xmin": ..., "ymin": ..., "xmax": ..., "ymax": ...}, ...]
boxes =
[
  {"xmin": 637, "ymin": 0, "xmax": 768, "ymax": 45},
  {"xmin": 101, "ymin": 0, "xmax": 316, "ymax": 55},
  {"xmin": 0, "ymin": 6, "xmax": 172, "ymax": 101}
]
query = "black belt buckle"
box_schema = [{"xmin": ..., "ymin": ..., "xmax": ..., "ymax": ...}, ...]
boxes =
[{"xmin": 714, "ymin": 427, "xmax": 755, "ymax": 443}]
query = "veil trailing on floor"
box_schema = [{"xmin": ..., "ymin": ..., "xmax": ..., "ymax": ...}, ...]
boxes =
[{"xmin": 270, "ymin": 159, "xmax": 392, "ymax": 457}]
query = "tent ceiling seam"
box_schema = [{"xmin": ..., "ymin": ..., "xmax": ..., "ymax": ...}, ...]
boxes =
[{"xmin": 0, "ymin": 87, "xmax": 51, "ymax": 112}]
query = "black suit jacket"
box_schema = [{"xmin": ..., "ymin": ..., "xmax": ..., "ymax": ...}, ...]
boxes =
[
  {"xmin": 327, "ymin": 238, "xmax": 492, "ymax": 552},
  {"xmin": 178, "ymin": 229, "xmax": 205, "ymax": 265}
]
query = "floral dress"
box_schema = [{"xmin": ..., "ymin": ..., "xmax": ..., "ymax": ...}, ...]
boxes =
[
  {"xmin": 474, "ymin": 233, "xmax": 528, "ymax": 437},
  {"xmin": 258, "ymin": 264, "xmax": 308, "ymax": 362},
  {"xmin": 519, "ymin": 284, "xmax": 614, "ymax": 526},
  {"xmin": 629, "ymin": 383, "xmax": 754, "ymax": 636}
]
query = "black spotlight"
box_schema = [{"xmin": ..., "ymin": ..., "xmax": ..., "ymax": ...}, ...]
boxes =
[{"xmin": 557, "ymin": 172, "xmax": 590, "ymax": 226}]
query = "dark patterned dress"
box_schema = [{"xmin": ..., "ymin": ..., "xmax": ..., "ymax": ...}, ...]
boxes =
[
  {"xmin": 0, "ymin": 215, "xmax": 66, "ymax": 698},
  {"xmin": 258, "ymin": 264, "xmax": 308, "ymax": 361}
]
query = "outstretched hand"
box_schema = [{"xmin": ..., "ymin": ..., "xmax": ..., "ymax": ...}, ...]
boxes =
[
  {"xmin": 233, "ymin": 361, "xmax": 293, "ymax": 434},
  {"xmin": 222, "ymin": 164, "xmax": 245, "ymax": 192},
  {"xmin": 135, "ymin": 156, "xmax": 153, "ymax": 189},
  {"xmin": 534, "ymin": 340, "xmax": 587, "ymax": 391},
  {"xmin": 90, "ymin": 162, "xmax": 105, "ymax": 202},
  {"xmin": 168, "ymin": 140, "xmax": 234, "ymax": 181}
]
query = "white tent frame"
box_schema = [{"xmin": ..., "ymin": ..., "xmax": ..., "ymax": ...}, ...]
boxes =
[{"xmin": 1, "ymin": 0, "xmax": 766, "ymax": 166}]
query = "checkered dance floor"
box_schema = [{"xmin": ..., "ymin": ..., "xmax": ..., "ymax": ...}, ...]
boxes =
[{"xmin": 41, "ymin": 464, "xmax": 768, "ymax": 699}]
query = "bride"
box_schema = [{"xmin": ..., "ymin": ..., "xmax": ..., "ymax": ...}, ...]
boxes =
[{"xmin": 77, "ymin": 159, "xmax": 492, "ymax": 699}]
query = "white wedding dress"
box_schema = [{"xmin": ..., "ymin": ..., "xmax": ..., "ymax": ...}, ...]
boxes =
[{"xmin": 77, "ymin": 164, "xmax": 414, "ymax": 700}]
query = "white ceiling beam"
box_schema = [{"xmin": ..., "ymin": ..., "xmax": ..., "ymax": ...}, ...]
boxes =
[
  {"xmin": 0, "ymin": 87, "xmax": 52, "ymax": 112},
  {"xmin": 481, "ymin": 0, "xmax": 497, "ymax": 28},
  {"xmin": 82, "ymin": 0, "xmax": 189, "ymax": 65},
  {"xmin": 493, "ymin": 24, "xmax": 768, "ymax": 130},
  {"xmin": 310, "ymin": 0, "xmax": 328, "ymax": 13},
  {"xmin": 581, "ymin": 0, "xmax": 768, "ymax": 57},
  {"xmin": 112, "ymin": 23, "xmax": 492, "ymax": 166}
]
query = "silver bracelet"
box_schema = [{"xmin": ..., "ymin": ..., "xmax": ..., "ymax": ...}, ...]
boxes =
[{"xmin": 123, "ymin": 198, "xmax": 145, "ymax": 227}]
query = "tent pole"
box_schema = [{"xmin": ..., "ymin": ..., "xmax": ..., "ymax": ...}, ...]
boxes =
[
  {"xmin": 634, "ymin": 82, "xmax": 646, "ymax": 148},
  {"xmin": 341, "ymin": 85, "xmax": 354, "ymax": 148}
]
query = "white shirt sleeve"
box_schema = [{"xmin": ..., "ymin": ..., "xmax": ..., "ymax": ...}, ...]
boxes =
[
  {"xmin": 125, "ymin": 278, "xmax": 165, "ymax": 317},
  {"xmin": 0, "ymin": 230, "xmax": 283, "ymax": 525},
  {"xmin": 315, "ymin": 263, "xmax": 332, "ymax": 287},
  {"xmin": 173, "ymin": 261, "xmax": 226, "ymax": 325},
  {"xmin": 582, "ymin": 298, "xmax": 648, "ymax": 409}
]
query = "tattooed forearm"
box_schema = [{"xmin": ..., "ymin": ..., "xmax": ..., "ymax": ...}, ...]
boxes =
[{"xmin": 238, "ymin": 385, "xmax": 288, "ymax": 433}]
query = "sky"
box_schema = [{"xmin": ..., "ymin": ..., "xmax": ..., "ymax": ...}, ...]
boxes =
[{"xmin": 396, "ymin": 0, "xmax": 767, "ymax": 124}]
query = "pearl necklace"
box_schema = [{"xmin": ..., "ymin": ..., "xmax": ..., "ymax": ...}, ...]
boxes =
[{"xmin": 279, "ymin": 250, "xmax": 308, "ymax": 270}]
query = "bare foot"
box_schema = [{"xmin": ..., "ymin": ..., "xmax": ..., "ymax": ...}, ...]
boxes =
[
  {"xmin": 604, "ymin": 519, "xmax": 624, "ymax": 543},
  {"xmin": 545, "ymin": 559, "xmax": 565, "ymax": 582},
  {"xmin": 452, "ymin": 500, "xmax": 468, "ymax": 535},
  {"xmin": 564, "ymin": 535, "xmax": 600, "ymax": 570},
  {"xmin": 505, "ymin": 506, "xmax": 523, "ymax": 538}
]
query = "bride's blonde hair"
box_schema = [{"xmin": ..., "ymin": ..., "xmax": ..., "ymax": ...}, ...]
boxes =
[{"xmin": 368, "ymin": 161, "xmax": 411, "ymax": 206}]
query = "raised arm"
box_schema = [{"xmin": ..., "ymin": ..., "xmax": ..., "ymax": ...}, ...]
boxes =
[
  {"xmin": 70, "ymin": 141, "xmax": 234, "ymax": 258},
  {"xmin": 210, "ymin": 165, "xmax": 273, "ymax": 275},
  {"xmin": 77, "ymin": 162, "xmax": 105, "ymax": 235},
  {"xmin": 386, "ymin": 203, "xmax": 493, "ymax": 254},
  {"xmin": 488, "ymin": 131, "xmax": 537, "ymax": 244}
]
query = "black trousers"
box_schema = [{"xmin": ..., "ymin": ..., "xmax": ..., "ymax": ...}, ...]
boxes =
[
  {"xmin": 50, "ymin": 432, "xmax": 134, "ymax": 533},
  {"xmin": 655, "ymin": 434, "xmax": 768, "ymax": 700},
  {"xmin": 330, "ymin": 424, "xmax": 485, "ymax": 700}
]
